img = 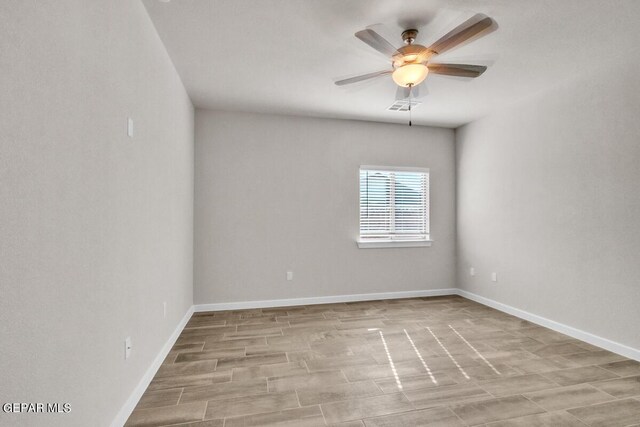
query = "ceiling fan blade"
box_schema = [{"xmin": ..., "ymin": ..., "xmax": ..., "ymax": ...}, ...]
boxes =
[
  {"xmin": 395, "ymin": 84, "xmax": 421, "ymax": 100},
  {"xmin": 355, "ymin": 28, "xmax": 399, "ymax": 57},
  {"xmin": 396, "ymin": 86, "xmax": 410, "ymax": 100},
  {"xmin": 427, "ymin": 14, "xmax": 495, "ymax": 55},
  {"xmin": 335, "ymin": 70, "xmax": 392, "ymax": 86},
  {"xmin": 427, "ymin": 63, "xmax": 487, "ymax": 77}
]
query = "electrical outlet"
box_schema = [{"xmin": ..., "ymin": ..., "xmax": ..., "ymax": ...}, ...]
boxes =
[
  {"xmin": 124, "ymin": 337, "xmax": 132, "ymax": 360},
  {"xmin": 127, "ymin": 118, "xmax": 134, "ymax": 137},
  {"xmin": 470, "ymin": 267, "xmax": 475, "ymax": 276},
  {"xmin": 491, "ymin": 272, "xmax": 498, "ymax": 282},
  {"xmin": 163, "ymin": 302, "xmax": 167, "ymax": 318},
  {"xmin": 286, "ymin": 271, "xmax": 293, "ymax": 281}
]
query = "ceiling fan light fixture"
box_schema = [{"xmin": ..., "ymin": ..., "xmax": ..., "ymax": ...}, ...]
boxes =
[{"xmin": 392, "ymin": 63, "xmax": 429, "ymax": 87}]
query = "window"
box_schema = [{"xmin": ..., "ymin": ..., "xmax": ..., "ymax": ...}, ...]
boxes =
[{"xmin": 358, "ymin": 166, "xmax": 430, "ymax": 248}]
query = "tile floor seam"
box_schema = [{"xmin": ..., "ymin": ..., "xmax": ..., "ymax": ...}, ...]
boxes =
[
  {"xmin": 317, "ymin": 402, "xmax": 328, "ymax": 425},
  {"xmin": 587, "ymin": 381, "xmax": 624, "ymax": 398},
  {"xmin": 548, "ymin": 395, "xmax": 619, "ymax": 413},
  {"xmin": 561, "ymin": 410, "xmax": 590, "ymax": 426},
  {"xmin": 449, "ymin": 406, "xmax": 471, "ymax": 427},
  {"xmin": 475, "ymin": 384, "xmax": 497, "ymax": 399},
  {"xmin": 455, "ymin": 394, "xmax": 547, "ymax": 426},
  {"xmin": 520, "ymin": 393, "xmax": 551, "ymax": 413},
  {"xmin": 598, "ymin": 365, "xmax": 628, "ymax": 375},
  {"xmin": 201, "ymin": 400, "xmax": 209, "ymax": 422}
]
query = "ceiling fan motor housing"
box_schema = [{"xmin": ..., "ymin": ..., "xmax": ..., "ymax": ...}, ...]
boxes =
[
  {"xmin": 393, "ymin": 44, "xmax": 431, "ymax": 69},
  {"xmin": 401, "ymin": 29, "xmax": 419, "ymax": 44}
]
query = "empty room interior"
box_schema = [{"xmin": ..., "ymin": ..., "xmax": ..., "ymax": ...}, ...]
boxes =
[{"xmin": 3, "ymin": 1, "xmax": 640, "ymax": 426}]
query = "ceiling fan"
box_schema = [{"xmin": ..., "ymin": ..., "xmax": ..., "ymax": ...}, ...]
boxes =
[{"xmin": 336, "ymin": 13, "xmax": 497, "ymax": 102}]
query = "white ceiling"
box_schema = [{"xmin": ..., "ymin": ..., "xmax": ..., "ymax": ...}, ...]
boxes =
[{"xmin": 142, "ymin": 0, "xmax": 640, "ymax": 128}]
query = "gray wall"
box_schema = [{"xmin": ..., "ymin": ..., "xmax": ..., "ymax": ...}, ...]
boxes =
[
  {"xmin": 456, "ymin": 58, "xmax": 640, "ymax": 351},
  {"xmin": 0, "ymin": 1, "xmax": 194, "ymax": 426},
  {"xmin": 194, "ymin": 110, "xmax": 456, "ymax": 304}
]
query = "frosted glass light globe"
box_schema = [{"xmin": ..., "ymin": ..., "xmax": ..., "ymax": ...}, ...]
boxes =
[{"xmin": 392, "ymin": 63, "xmax": 429, "ymax": 87}]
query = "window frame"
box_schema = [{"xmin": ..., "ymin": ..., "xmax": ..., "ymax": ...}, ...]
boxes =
[{"xmin": 357, "ymin": 165, "xmax": 432, "ymax": 249}]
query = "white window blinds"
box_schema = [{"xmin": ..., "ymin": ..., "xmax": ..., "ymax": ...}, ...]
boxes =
[{"xmin": 359, "ymin": 166, "xmax": 429, "ymax": 241}]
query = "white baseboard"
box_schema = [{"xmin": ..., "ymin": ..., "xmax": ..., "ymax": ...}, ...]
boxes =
[
  {"xmin": 110, "ymin": 305, "xmax": 195, "ymax": 427},
  {"xmin": 456, "ymin": 289, "xmax": 640, "ymax": 362},
  {"xmin": 194, "ymin": 288, "xmax": 458, "ymax": 312}
]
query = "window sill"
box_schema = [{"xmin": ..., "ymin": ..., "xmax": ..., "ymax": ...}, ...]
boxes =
[{"xmin": 357, "ymin": 239, "xmax": 433, "ymax": 249}]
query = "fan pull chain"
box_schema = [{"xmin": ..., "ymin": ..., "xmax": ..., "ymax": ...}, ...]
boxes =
[{"xmin": 408, "ymin": 84, "xmax": 413, "ymax": 126}]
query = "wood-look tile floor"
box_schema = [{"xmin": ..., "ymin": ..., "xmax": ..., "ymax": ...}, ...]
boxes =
[{"xmin": 125, "ymin": 296, "xmax": 640, "ymax": 426}]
